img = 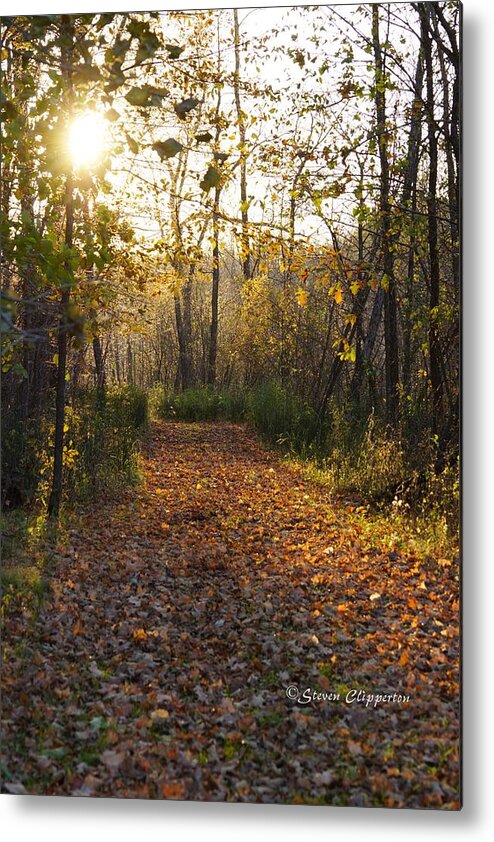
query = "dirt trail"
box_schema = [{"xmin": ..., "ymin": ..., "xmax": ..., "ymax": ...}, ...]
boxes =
[{"xmin": 2, "ymin": 421, "xmax": 460, "ymax": 807}]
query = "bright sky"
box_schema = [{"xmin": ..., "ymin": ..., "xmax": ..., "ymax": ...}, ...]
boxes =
[{"xmin": 102, "ymin": 4, "xmax": 367, "ymax": 245}]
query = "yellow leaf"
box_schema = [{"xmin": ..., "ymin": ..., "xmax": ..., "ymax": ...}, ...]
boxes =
[
  {"xmin": 334, "ymin": 287, "xmax": 343, "ymax": 304},
  {"xmin": 295, "ymin": 286, "xmax": 308, "ymax": 307},
  {"xmin": 151, "ymin": 708, "xmax": 170, "ymax": 720}
]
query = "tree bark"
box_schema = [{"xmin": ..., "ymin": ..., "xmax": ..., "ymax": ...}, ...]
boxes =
[
  {"xmin": 207, "ymin": 184, "xmax": 221, "ymax": 385},
  {"xmin": 48, "ymin": 15, "xmax": 74, "ymax": 519},
  {"xmin": 372, "ymin": 4, "xmax": 400, "ymax": 427},
  {"xmin": 401, "ymin": 51, "xmax": 423, "ymax": 398},
  {"xmin": 207, "ymin": 19, "xmax": 223, "ymax": 386},
  {"xmin": 419, "ymin": 4, "xmax": 444, "ymax": 437},
  {"xmin": 233, "ymin": 8, "xmax": 251, "ymax": 282}
]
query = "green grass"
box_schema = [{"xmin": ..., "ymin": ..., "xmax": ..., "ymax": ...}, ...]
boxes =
[
  {"xmin": 0, "ymin": 565, "xmax": 46, "ymax": 601},
  {"xmin": 158, "ymin": 385, "xmax": 247, "ymax": 423},
  {"xmin": 157, "ymin": 380, "xmax": 326, "ymax": 455},
  {"xmin": 155, "ymin": 381, "xmax": 458, "ymax": 555},
  {"xmin": 65, "ymin": 385, "xmax": 149, "ymax": 500},
  {"xmin": 256, "ymin": 710, "xmax": 285, "ymax": 727}
]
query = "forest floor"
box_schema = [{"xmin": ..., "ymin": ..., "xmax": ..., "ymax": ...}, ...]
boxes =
[{"xmin": 1, "ymin": 421, "xmax": 460, "ymax": 808}]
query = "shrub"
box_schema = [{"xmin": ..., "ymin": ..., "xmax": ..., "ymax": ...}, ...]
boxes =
[
  {"xmin": 1, "ymin": 420, "xmax": 43, "ymax": 509},
  {"xmin": 247, "ymin": 380, "xmax": 324, "ymax": 453},
  {"xmin": 65, "ymin": 386, "xmax": 148, "ymax": 500},
  {"xmin": 157, "ymin": 381, "xmax": 324, "ymax": 452},
  {"xmin": 158, "ymin": 385, "xmax": 248, "ymax": 423},
  {"xmin": 164, "ymin": 386, "xmax": 220, "ymax": 421},
  {"xmin": 324, "ymin": 410, "xmax": 405, "ymax": 499},
  {"xmin": 217, "ymin": 387, "xmax": 248, "ymax": 421}
]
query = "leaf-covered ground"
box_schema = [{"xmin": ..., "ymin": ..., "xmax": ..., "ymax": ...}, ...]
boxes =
[{"xmin": 1, "ymin": 422, "xmax": 460, "ymax": 807}]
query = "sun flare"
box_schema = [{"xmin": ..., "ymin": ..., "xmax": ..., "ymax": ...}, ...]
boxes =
[{"xmin": 68, "ymin": 111, "xmax": 107, "ymax": 168}]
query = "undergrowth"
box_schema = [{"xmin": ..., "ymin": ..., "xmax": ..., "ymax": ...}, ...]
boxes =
[
  {"xmin": 155, "ymin": 382, "xmax": 459, "ymax": 558},
  {"xmin": 1, "ymin": 386, "xmax": 148, "ymax": 608}
]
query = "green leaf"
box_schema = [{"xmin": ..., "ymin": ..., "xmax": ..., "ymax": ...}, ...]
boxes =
[
  {"xmin": 0, "ymin": 309, "xmax": 13, "ymax": 334},
  {"xmin": 1, "ymin": 99, "xmax": 18, "ymax": 120},
  {"xmin": 125, "ymin": 87, "xmax": 150, "ymax": 107},
  {"xmin": 195, "ymin": 132, "xmax": 213, "ymax": 143},
  {"xmin": 127, "ymin": 19, "xmax": 146, "ymax": 39},
  {"xmin": 153, "ymin": 138, "xmax": 183, "ymax": 160},
  {"xmin": 64, "ymin": 303, "xmax": 86, "ymax": 347},
  {"xmin": 74, "ymin": 63, "xmax": 101, "ymax": 84},
  {"xmin": 135, "ymin": 31, "xmax": 160, "ymax": 64},
  {"xmin": 105, "ymin": 107, "xmax": 120, "ymax": 122},
  {"xmin": 13, "ymin": 362, "xmax": 28, "ymax": 378},
  {"xmin": 111, "ymin": 37, "xmax": 131, "ymax": 58},
  {"xmin": 125, "ymin": 133, "xmax": 139, "ymax": 154},
  {"xmin": 213, "ymin": 151, "xmax": 229, "ymax": 163},
  {"xmin": 200, "ymin": 165, "xmax": 221, "ymax": 192},
  {"xmin": 165, "ymin": 43, "xmax": 184, "ymax": 59},
  {"xmin": 125, "ymin": 85, "xmax": 169, "ymax": 107},
  {"xmin": 147, "ymin": 87, "xmax": 169, "ymax": 106},
  {"xmin": 105, "ymin": 64, "xmax": 126, "ymax": 93},
  {"xmin": 174, "ymin": 97, "xmax": 200, "ymax": 119},
  {"xmin": 312, "ymin": 193, "xmax": 323, "ymax": 212}
]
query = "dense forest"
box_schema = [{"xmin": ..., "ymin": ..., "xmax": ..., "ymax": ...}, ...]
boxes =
[{"xmin": 1, "ymin": 4, "xmax": 460, "ymax": 806}]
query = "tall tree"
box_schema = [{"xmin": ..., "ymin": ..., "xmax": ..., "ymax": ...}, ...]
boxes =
[
  {"xmin": 372, "ymin": 3, "xmax": 400, "ymax": 427},
  {"xmin": 418, "ymin": 3, "xmax": 443, "ymax": 438},
  {"xmin": 47, "ymin": 15, "xmax": 75, "ymax": 518},
  {"xmin": 233, "ymin": 8, "xmax": 251, "ymax": 282}
]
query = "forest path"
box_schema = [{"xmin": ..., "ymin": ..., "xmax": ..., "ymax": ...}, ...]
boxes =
[{"xmin": 2, "ymin": 421, "xmax": 459, "ymax": 807}]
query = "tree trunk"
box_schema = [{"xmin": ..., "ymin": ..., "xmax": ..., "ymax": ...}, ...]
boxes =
[
  {"xmin": 174, "ymin": 291, "xmax": 193, "ymax": 390},
  {"xmin": 233, "ymin": 8, "xmax": 251, "ymax": 282},
  {"xmin": 372, "ymin": 4, "xmax": 400, "ymax": 427},
  {"xmin": 207, "ymin": 185, "xmax": 221, "ymax": 385},
  {"xmin": 419, "ymin": 4, "xmax": 444, "ymax": 437},
  {"xmin": 207, "ymin": 21, "xmax": 223, "ymax": 386},
  {"xmin": 126, "ymin": 338, "xmax": 133, "ymax": 385},
  {"xmin": 401, "ymin": 51, "xmax": 423, "ymax": 399},
  {"xmin": 93, "ymin": 335, "xmax": 106, "ymax": 398},
  {"xmin": 48, "ymin": 15, "xmax": 74, "ymax": 519}
]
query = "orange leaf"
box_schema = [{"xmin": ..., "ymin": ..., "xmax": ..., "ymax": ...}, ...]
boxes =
[{"xmin": 161, "ymin": 781, "xmax": 185, "ymax": 800}]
